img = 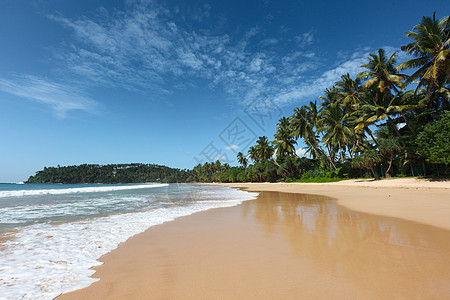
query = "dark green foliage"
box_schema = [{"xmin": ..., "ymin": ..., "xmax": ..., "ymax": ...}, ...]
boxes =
[
  {"xmin": 27, "ymin": 163, "xmax": 190, "ymax": 184},
  {"xmin": 416, "ymin": 111, "xmax": 450, "ymax": 165},
  {"xmin": 352, "ymin": 149, "xmax": 383, "ymax": 179}
]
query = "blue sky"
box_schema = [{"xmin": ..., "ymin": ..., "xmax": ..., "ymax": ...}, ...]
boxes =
[{"xmin": 0, "ymin": 0, "xmax": 448, "ymax": 182}]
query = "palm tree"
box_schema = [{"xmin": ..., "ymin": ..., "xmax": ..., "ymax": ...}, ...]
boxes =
[
  {"xmin": 354, "ymin": 111, "xmax": 381, "ymax": 149},
  {"xmin": 255, "ymin": 136, "xmax": 274, "ymax": 161},
  {"xmin": 357, "ymin": 48, "xmax": 406, "ymax": 95},
  {"xmin": 319, "ymin": 87, "xmax": 340, "ymax": 110},
  {"xmin": 387, "ymin": 90, "xmax": 427, "ymax": 136},
  {"xmin": 236, "ymin": 152, "xmax": 248, "ymax": 168},
  {"xmin": 273, "ymin": 117, "xmax": 297, "ymax": 158},
  {"xmin": 357, "ymin": 90, "xmax": 406, "ymax": 147},
  {"xmin": 248, "ymin": 146, "xmax": 259, "ymax": 163},
  {"xmin": 335, "ymin": 73, "xmax": 362, "ymax": 107},
  {"xmin": 318, "ymin": 103, "xmax": 354, "ymax": 164},
  {"xmin": 396, "ymin": 13, "xmax": 449, "ymax": 97},
  {"xmin": 290, "ymin": 106, "xmax": 320, "ymax": 158}
]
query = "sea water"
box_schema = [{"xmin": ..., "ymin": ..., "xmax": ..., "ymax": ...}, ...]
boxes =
[{"xmin": 0, "ymin": 183, "xmax": 258, "ymax": 299}]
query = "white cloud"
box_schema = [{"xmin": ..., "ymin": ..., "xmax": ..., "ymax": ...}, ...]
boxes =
[
  {"xmin": 273, "ymin": 48, "xmax": 374, "ymax": 105},
  {"xmin": 296, "ymin": 148, "xmax": 308, "ymax": 158},
  {"xmin": 211, "ymin": 155, "xmax": 228, "ymax": 162},
  {"xmin": 260, "ymin": 38, "xmax": 278, "ymax": 46},
  {"xmin": 0, "ymin": 75, "xmax": 100, "ymax": 118},
  {"xmin": 296, "ymin": 31, "xmax": 314, "ymax": 47},
  {"xmin": 44, "ymin": 1, "xmax": 398, "ymax": 111},
  {"xmin": 225, "ymin": 145, "xmax": 239, "ymax": 150}
]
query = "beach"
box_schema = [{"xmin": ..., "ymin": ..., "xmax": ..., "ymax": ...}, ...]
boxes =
[{"xmin": 59, "ymin": 178, "xmax": 450, "ymax": 299}]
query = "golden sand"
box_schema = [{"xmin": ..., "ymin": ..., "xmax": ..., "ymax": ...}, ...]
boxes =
[{"xmin": 59, "ymin": 181, "xmax": 450, "ymax": 299}]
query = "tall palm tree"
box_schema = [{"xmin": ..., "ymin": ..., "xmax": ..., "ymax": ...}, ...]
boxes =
[
  {"xmin": 335, "ymin": 73, "xmax": 362, "ymax": 107},
  {"xmin": 255, "ymin": 136, "xmax": 274, "ymax": 161},
  {"xmin": 319, "ymin": 87, "xmax": 340, "ymax": 110},
  {"xmin": 318, "ymin": 103, "xmax": 354, "ymax": 163},
  {"xmin": 354, "ymin": 111, "xmax": 381, "ymax": 149},
  {"xmin": 248, "ymin": 146, "xmax": 259, "ymax": 163},
  {"xmin": 357, "ymin": 48, "xmax": 406, "ymax": 95},
  {"xmin": 387, "ymin": 90, "xmax": 427, "ymax": 136},
  {"xmin": 396, "ymin": 13, "xmax": 450, "ymax": 96},
  {"xmin": 290, "ymin": 106, "xmax": 321, "ymax": 159},
  {"xmin": 273, "ymin": 117, "xmax": 297, "ymax": 158},
  {"xmin": 357, "ymin": 90, "xmax": 406, "ymax": 147},
  {"xmin": 236, "ymin": 152, "xmax": 248, "ymax": 168}
]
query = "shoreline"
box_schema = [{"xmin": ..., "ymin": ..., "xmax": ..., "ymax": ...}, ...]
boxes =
[{"xmin": 58, "ymin": 179, "xmax": 450, "ymax": 299}]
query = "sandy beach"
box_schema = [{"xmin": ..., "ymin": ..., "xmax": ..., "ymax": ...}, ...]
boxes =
[{"xmin": 59, "ymin": 178, "xmax": 450, "ymax": 299}]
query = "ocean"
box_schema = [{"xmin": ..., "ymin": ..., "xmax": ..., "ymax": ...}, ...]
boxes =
[{"xmin": 0, "ymin": 183, "xmax": 258, "ymax": 299}]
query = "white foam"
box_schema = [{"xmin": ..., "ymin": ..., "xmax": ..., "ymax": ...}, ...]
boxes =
[
  {"xmin": 0, "ymin": 186, "xmax": 258, "ymax": 300},
  {"xmin": 0, "ymin": 184, "xmax": 168, "ymax": 198},
  {"xmin": 0, "ymin": 195, "xmax": 152, "ymax": 224}
]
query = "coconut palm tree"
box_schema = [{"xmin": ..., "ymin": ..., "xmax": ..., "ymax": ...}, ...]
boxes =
[
  {"xmin": 255, "ymin": 136, "xmax": 274, "ymax": 161},
  {"xmin": 236, "ymin": 152, "xmax": 248, "ymax": 168},
  {"xmin": 357, "ymin": 48, "xmax": 406, "ymax": 95},
  {"xmin": 318, "ymin": 103, "xmax": 354, "ymax": 163},
  {"xmin": 357, "ymin": 90, "xmax": 406, "ymax": 147},
  {"xmin": 396, "ymin": 13, "xmax": 449, "ymax": 97},
  {"xmin": 319, "ymin": 87, "xmax": 340, "ymax": 110},
  {"xmin": 273, "ymin": 117, "xmax": 297, "ymax": 158},
  {"xmin": 290, "ymin": 106, "xmax": 321, "ymax": 159},
  {"xmin": 335, "ymin": 73, "xmax": 362, "ymax": 108},
  {"xmin": 354, "ymin": 111, "xmax": 381, "ymax": 149},
  {"xmin": 248, "ymin": 146, "xmax": 259, "ymax": 163}
]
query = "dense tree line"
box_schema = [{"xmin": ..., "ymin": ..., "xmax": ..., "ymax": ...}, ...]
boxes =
[
  {"xmin": 26, "ymin": 163, "xmax": 191, "ymax": 184},
  {"xmin": 236, "ymin": 13, "xmax": 449, "ymax": 181}
]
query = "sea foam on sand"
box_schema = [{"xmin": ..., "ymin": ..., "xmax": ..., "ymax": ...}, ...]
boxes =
[{"xmin": 0, "ymin": 185, "xmax": 258, "ymax": 300}]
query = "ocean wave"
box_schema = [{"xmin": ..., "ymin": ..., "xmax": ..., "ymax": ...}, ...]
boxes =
[
  {"xmin": 0, "ymin": 185, "xmax": 258, "ymax": 299},
  {"xmin": 0, "ymin": 183, "xmax": 169, "ymax": 198}
]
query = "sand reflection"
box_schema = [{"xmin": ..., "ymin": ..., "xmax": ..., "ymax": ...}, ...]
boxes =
[{"xmin": 243, "ymin": 191, "xmax": 450, "ymax": 298}]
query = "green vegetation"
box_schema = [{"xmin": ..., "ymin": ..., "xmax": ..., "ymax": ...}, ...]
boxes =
[
  {"xmin": 233, "ymin": 12, "xmax": 449, "ymax": 181},
  {"xmin": 26, "ymin": 164, "xmax": 190, "ymax": 184},
  {"xmin": 27, "ymin": 13, "xmax": 449, "ymax": 184}
]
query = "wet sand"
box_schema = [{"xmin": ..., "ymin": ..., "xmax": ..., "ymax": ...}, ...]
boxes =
[
  {"xmin": 59, "ymin": 188, "xmax": 450, "ymax": 299},
  {"xmin": 223, "ymin": 181, "xmax": 450, "ymax": 230}
]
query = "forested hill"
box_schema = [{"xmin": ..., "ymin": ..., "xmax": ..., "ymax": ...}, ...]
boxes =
[{"xmin": 26, "ymin": 164, "xmax": 190, "ymax": 184}]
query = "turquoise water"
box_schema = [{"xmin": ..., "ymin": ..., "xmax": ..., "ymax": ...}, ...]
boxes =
[{"xmin": 0, "ymin": 183, "xmax": 258, "ymax": 299}]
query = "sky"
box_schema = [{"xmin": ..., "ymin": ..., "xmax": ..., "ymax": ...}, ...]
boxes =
[{"xmin": 0, "ymin": 0, "xmax": 448, "ymax": 182}]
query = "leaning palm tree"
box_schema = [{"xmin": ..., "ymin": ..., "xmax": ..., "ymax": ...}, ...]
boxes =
[
  {"xmin": 387, "ymin": 90, "xmax": 427, "ymax": 136},
  {"xmin": 236, "ymin": 152, "xmax": 248, "ymax": 168},
  {"xmin": 396, "ymin": 13, "xmax": 450, "ymax": 96},
  {"xmin": 354, "ymin": 111, "xmax": 381, "ymax": 150},
  {"xmin": 357, "ymin": 48, "xmax": 406, "ymax": 95},
  {"xmin": 357, "ymin": 90, "xmax": 406, "ymax": 147}
]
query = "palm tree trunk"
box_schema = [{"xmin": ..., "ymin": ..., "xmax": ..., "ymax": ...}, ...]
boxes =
[
  {"xmin": 400, "ymin": 111, "xmax": 416, "ymax": 136},
  {"xmin": 366, "ymin": 128, "xmax": 380, "ymax": 149},
  {"xmin": 387, "ymin": 115, "xmax": 406, "ymax": 147},
  {"xmin": 422, "ymin": 159, "xmax": 427, "ymax": 176},
  {"xmin": 338, "ymin": 141, "xmax": 345, "ymax": 164},
  {"xmin": 311, "ymin": 140, "xmax": 336, "ymax": 170}
]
